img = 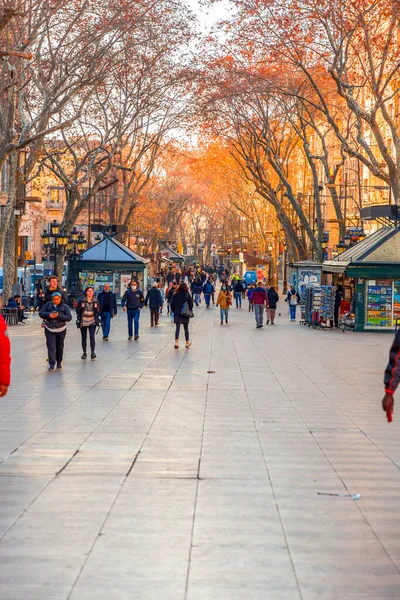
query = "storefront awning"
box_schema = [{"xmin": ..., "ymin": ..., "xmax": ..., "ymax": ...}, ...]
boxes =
[
  {"xmin": 159, "ymin": 246, "xmax": 184, "ymax": 263},
  {"xmin": 80, "ymin": 236, "xmax": 150, "ymax": 265},
  {"xmin": 243, "ymin": 253, "xmax": 270, "ymax": 267},
  {"xmin": 323, "ymin": 227, "xmax": 400, "ymax": 274}
]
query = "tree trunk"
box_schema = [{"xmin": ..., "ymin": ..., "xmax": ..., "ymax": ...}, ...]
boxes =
[
  {"xmin": 2, "ymin": 217, "xmax": 16, "ymax": 302},
  {"xmin": 0, "ymin": 152, "xmax": 17, "ymax": 257}
]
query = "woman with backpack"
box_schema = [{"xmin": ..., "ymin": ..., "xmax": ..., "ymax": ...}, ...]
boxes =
[
  {"xmin": 285, "ymin": 286, "xmax": 301, "ymax": 322},
  {"xmin": 170, "ymin": 282, "xmax": 194, "ymax": 349},
  {"xmin": 76, "ymin": 287, "xmax": 100, "ymax": 359}
]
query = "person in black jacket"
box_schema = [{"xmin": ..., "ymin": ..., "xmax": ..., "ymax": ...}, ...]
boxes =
[
  {"xmin": 42, "ymin": 276, "xmax": 68, "ymax": 306},
  {"xmin": 382, "ymin": 329, "xmax": 400, "ymax": 420},
  {"xmin": 166, "ymin": 282, "xmax": 176, "ymax": 316},
  {"xmin": 39, "ymin": 291, "xmax": 72, "ymax": 371},
  {"xmin": 145, "ymin": 282, "xmax": 163, "ymax": 326},
  {"xmin": 97, "ymin": 284, "xmax": 117, "ymax": 341},
  {"xmin": 170, "ymin": 282, "xmax": 193, "ymax": 349},
  {"xmin": 334, "ymin": 285, "xmax": 343, "ymax": 328},
  {"xmin": 76, "ymin": 287, "xmax": 100, "ymax": 359},
  {"xmin": 193, "ymin": 279, "xmax": 203, "ymax": 305},
  {"xmin": 234, "ymin": 280, "xmax": 244, "ymax": 308},
  {"xmin": 121, "ymin": 281, "xmax": 145, "ymax": 340},
  {"xmin": 266, "ymin": 286, "xmax": 279, "ymax": 325}
]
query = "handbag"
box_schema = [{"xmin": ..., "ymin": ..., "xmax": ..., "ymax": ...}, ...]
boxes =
[{"xmin": 181, "ymin": 295, "xmax": 194, "ymax": 318}]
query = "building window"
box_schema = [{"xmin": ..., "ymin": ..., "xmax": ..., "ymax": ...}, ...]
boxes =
[{"xmin": 47, "ymin": 187, "xmax": 64, "ymax": 209}]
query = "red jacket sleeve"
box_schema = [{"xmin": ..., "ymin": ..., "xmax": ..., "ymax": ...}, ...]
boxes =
[
  {"xmin": 0, "ymin": 316, "xmax": 11, "ymax": 387},
  {"xmin": 384, "ymin": 330, "xmax": 400, "ymax": 394}
]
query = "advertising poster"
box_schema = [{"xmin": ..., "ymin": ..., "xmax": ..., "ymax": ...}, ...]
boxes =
[{"xmin": 120, "ymin": 274, "xmax": 132, "ymax": 296}]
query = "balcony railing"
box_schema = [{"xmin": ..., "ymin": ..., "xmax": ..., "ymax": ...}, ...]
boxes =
[{"xmin": 46, "ymin": 200, "xmax": 64, "ymax": 210}]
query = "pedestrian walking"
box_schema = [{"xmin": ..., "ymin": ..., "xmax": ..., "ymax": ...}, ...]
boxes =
[
  {"xmin": 203, "ymin": 279, "xmax": 214, "ymax": 308},
  {"xmin": 286, "ymin": 286, "xmax": 300, "ymax": 322},
  {"xmin": 193, "ymin": 279, "xmax": 203, "ymax": 306},
  {"xmin": 252, "ymin": 282, "xmax": 268, "ymax": 328},
  {"xmin": 334, "ymin": 284, "xmax": 343, "ymax": 328},
  {"xmin": 209, "ymin": 275, "xmax": 216, "ymax": 304},
  {"xmin": 233, "ymin": 280, "xmax": 244, "ymax": 308},
  {"xmin": 382, "ymin": 328, "xmax": 400, "ymax": 421},
  {"xmin": 42, "ymin": 276, "xmax": 68, "ymax": 305},
  {"xmin": 35, "ymin": 278, "xmax": 44, "ymax": 311},
  {"xmin": 97, "ymin": 283, "xmax": 117, "ymax": 341},
  {"xmin": 170, "ymin": 282, "xmax": 194, "ymax": 349},
  {"xmin": 166, "ymin": 268, "xmax": 174, "ymax": 285},
  {"xmin": 76, "ymin": 287, "xmax": 100, "ymax": 359},
  {"xmin": 121, "ymin": 281, "xmax": 145, "ymax": 340},
  {"xmin": 145, "ymin": 281, "xmax": 163, "ymax": 326},
  {"xmin": 247, "ymin": 285, "xmax": 255, "ymax": 311},
  {"xmin": 267, "ymin": 285, "xmax": 279, "ymax": 325},
  {"xmin": 0, "ymin": 314, "xmax": 11, "ymax": 395},
  {"xmin": 39, "ymin": 291, "xmax": 72, "ymax": 370},
  {"xmin": 216, "ymin": 284, "xmax": 232, "ymax": 324},
  {"xmin": 167, "ymin": 282, "xmax": 176, "ymax": 317},
  {"xmin": 159, "ymin": 283, "xmax": 165, "ymax": 315},
  {"xmin": 241, "ymin": 279, "xmax": 247, "ymax": 299}
]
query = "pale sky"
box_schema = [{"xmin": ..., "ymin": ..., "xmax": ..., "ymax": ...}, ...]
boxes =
[{"xmin": 185, "ymin": 0, "xmax": 233, "ymax": 32}]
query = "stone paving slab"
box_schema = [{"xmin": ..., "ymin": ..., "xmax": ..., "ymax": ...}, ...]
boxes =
[{"xmin": 0, "ymin": 301, "xmax": 400, "ymax": 599}]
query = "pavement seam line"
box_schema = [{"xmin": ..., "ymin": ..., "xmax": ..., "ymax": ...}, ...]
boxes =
[
  {"xmin": 65, "ymin": 318, "xmax": 198, "ymax": 600},
  {"xmin": 234, "ymin": 325, "xmax": 305, "ymax": 600},
  {"xmin": 184, "ymin": 306, "xmax": 212, "ymax": 600}
]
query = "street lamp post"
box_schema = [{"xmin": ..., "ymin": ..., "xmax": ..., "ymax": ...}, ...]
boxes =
[
  {"xmin": 41, "ymin": 221, "xmax": 86, "ymax": 278},
  {"xmin": 283, "ymin": 241, "xmax": 288, "ymax": 293}
]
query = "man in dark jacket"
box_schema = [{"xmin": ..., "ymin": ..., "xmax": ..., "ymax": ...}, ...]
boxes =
[
  {"xmin": 43, "ymin": 276, "xmax": 68, "ymax": 305},
  {"xmin": 234, "ymin": 280, "xmax": 244, "ymax": 308},
  {"xmin": 121, "ymin": 281, "xmax": 145, "ymax": 340},
  {"xmin": 145, "ymin": 282, "xmax": 163, "ymax": 326},
  {"xmin": 202, "ymin": 280, "xmax": 214, "ymax": 308},
  {"xmin": 193, "ymin": 279, "xmax": 203, "ymax": 305},
  {"xmin": 97, "ymin": 283, "xmax": 117, "ymax": 341},
  {"xmin": 39, "ymin": 291, "xmax": 72, "ymax": 371},
  {"xmin": 166, "ymin": 269, "xmax": 174, "ymax": 285},
  {"xmin": 252, "ymin": 283, "xmax": 268, "ymax": 328}
]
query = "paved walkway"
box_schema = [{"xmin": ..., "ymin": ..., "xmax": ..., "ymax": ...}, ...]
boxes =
[{"xmin": 1, "ymin": 300, "xmax": 400, "ymax": 599}]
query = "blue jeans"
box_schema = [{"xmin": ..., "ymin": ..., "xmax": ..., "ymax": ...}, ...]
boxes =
[
  {"xmin": 101, "ymin": 312, "xmax": 111, "ymax": 338},
  {"xmin": 204, "ymin": 294, "xmax": 211, "ymax": 307},
  {"xmin": 290, "ymin": 304, "xmax": 297, "ymax": 320},
  {"xmin": 220, "ymin": 307, "xmax": 228, "ymax": 322},
  {"xmin": 127, "ymin": 309, "xmax": 140, "ymax": 336},
  {"xmin": 235, "ymin": 292, "xmax": 242, "ymax": 307}
]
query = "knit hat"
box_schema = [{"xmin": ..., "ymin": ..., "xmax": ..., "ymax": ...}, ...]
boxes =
[{"xmin": 52, "ymin": 291, "xmax": 62, "ymax": 298}]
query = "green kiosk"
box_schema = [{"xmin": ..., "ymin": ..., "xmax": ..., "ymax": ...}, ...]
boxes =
[
  {"xmin": 69, "ymin": 236, "xmax": 149, "ymax": 299},
  {"xmin": 323, "ymin": 225, "xmax": 400, "ymax": 332}
]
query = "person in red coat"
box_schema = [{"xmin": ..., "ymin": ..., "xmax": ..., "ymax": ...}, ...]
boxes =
[
  {"xmin": 252, "ymin": 282, "xmax": 268, "ymax": 328},
  {"xmin": 0, "ymin": 315, "xmax": 11, "ymax": 396}
]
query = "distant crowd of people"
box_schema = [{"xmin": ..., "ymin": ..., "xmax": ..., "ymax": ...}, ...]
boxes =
[{"xmin": 1, "ymin": 266, "xmax": 305, "ymax": 372}]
